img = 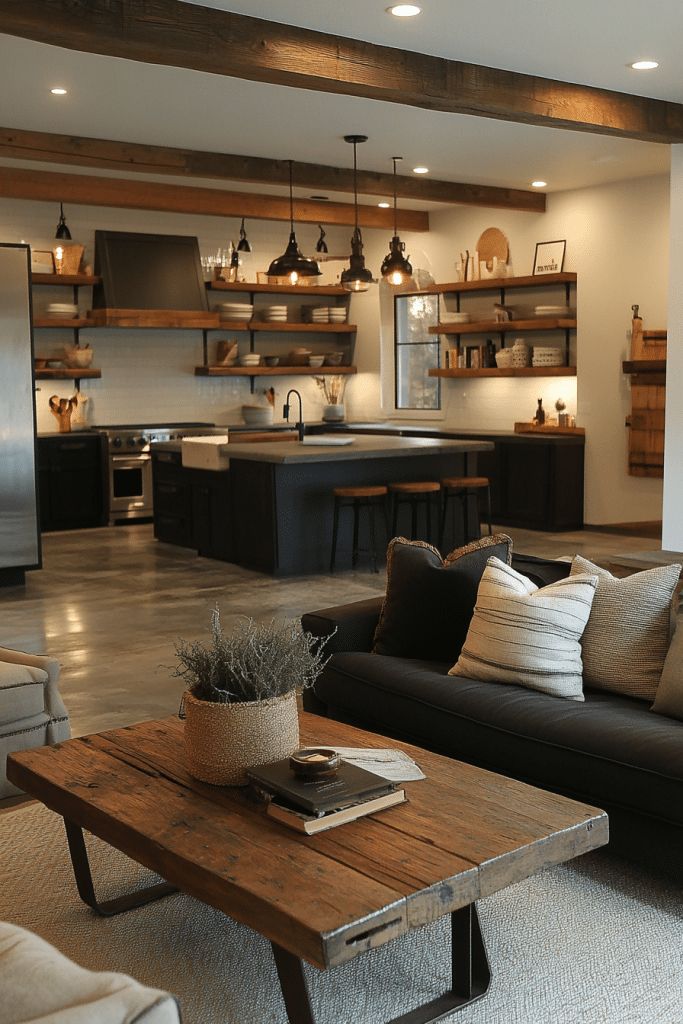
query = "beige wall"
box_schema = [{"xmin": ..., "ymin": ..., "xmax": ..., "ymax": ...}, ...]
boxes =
[{"xmin": 663, "ymin": 147, "xmax": 683, "ymax": 550}]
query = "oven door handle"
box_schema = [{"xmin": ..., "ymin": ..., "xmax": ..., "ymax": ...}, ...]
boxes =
[{"xmin": 111, "ymin": 454, "xmax": 152, "ymax": 464}]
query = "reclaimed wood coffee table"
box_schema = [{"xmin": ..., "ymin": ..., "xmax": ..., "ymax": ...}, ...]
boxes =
[{"xmin": 8, "ymin": 713, "xmax": 608, "ymax": 1024}]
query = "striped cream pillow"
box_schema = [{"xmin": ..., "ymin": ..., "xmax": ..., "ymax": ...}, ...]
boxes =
[
  {"xmin": 449, "ymin": 557, "xmax": 598, "ymax": 701},
  {"xmin": 570, "ymin": 555, "xmax": 681, "ymax": 700}
]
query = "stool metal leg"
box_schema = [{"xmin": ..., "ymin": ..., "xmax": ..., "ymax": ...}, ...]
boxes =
[
  {"xmin": 391, "ymin": 493, "xmax": 399, "ymax": 537},
  {"xmin": 330, "ymin": 497, "xmax": 340, "ymax": 573},
  {"xmin": 369, "ymin": 500, "xmax": 379, "ymax": 573},
  {"xmin": 463, "ymin": 489, "xmax": 471, "ymax": 543},
  {"xmin": 351, "ymin": 500, "xmax": 360, "ymax": 568},
  {"xmin": 426, "ymin": 493, "xmax": 432, "ymax": 544},
  {"xmin": 485, "ymin": 484, "xmax": 493, "ymax": 536},
  {"xmin": 383, "ymin": 495, "xmax": 391, "ymax": 545}
]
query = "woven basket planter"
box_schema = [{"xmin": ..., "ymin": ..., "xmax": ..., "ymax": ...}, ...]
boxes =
[{"xmin": 182, "ymin": 689, "xmax": 300, "ymax": 786}]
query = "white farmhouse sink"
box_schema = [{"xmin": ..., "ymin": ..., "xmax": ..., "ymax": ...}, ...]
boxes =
[{"xmin": 301, "ymin": 435, "xmax": 355, "ymax": 446}]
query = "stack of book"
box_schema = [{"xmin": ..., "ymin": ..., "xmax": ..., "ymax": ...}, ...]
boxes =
[{"xmin": 247, "ymin": 758, "xmax": 406, "ymax": 835}]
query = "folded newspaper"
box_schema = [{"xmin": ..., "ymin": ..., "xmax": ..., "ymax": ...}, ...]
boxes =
[{"xmin": 332, "ymin": 747, "xmax": 426, "ymax": 783}]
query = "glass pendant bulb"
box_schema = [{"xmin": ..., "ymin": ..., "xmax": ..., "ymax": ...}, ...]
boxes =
[
  {"xmin": 267, "ymin": 161, "xmax": 321, "ymax": 281},
  {"xmin": 341, "ymin": 134, "xmax": 376, "ymax": 293},
  {"xmin": 381, "ymin": 157, "xmax": 412, "ymax": 286}
]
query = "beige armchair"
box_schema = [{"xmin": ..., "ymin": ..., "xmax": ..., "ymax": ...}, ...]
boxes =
[
  {"xmin": 0, "ymin": 644, "xmax": 70, "ymax": 799},
  {"xmin": 0, "ymin": 922, "xmax": 181, "ymax": 1022}
]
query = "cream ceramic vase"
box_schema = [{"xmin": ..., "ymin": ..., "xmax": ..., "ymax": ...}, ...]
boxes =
[{"xmin": 182, "ymin": 689, "xmax": 300, "ymax": 785}]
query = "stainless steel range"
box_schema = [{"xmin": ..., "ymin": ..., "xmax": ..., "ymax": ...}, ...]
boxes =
[{"xmin": 98, "ymin": 422, "xmax": 217, "ymax": 525}]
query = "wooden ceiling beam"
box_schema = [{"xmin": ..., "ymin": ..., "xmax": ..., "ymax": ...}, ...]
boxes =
[
  {"xmin": 1, "ymin": 1, "xmax": 682, "ymax": 143},
  {"xmin": 0, "ymin": 126, "xmax": 545, "ymax": 213},
  {"xmin": 0, "ymin": 166, "xmax": 429, "ymax": 231}
]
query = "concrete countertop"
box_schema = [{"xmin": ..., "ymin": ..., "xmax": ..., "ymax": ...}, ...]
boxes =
[{"xmin": 153, "ymin": 434, "xmax": 492, "ymax": 464}]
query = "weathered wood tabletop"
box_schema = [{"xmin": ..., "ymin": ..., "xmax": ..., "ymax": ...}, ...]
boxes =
[{"xmin": 8, "ymin": 714, "xmax": 608, "ymax": 972}]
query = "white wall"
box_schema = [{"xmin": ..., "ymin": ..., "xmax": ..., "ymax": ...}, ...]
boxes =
[
  {"xmin": 663, "ymin": 146, "xmax": 683, "ymax": 550},
  {"xmin": 422, "ymin": 175, "xmax": 670, "ymax": 525}
]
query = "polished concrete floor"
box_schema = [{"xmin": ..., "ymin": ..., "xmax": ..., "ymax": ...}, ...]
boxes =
[{"xmin": 0, "ymin": 523, "xmax": 661, "ymax": 740}]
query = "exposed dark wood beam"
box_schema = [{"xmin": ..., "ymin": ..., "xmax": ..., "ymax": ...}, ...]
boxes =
[
  {"xmin": 0, "ymin": 126, "xmax": 545, "ymax": 212},
  {"xmin": 0, "ymin": 166, "xmax": 429, "ymax": 230},
  {"xmin": 1, "ymin": 1, "xmax": 681, "ymax": 143}
]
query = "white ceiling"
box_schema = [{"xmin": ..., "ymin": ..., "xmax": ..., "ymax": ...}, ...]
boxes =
[{"xmin": 0, "ymin": 0, "xmax": 677, "ymax": 200}]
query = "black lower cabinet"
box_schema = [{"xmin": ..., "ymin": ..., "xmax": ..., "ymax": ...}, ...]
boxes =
[
  {"xmin": 38, "ymin": 434, "xmax": 107, "ymax": 531},
  {"xmin": 152, "ymin": 450, "xmax": 232, "ymax": 560}
]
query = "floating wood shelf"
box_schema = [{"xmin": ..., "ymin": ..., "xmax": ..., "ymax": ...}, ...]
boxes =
[
  {"xmin": 89, "ymin": 309, "xmax": 220, "ymax": 328},
  {"xmin": 33, "ymin": 317, "xmax": 95, "ymax": 329},
  {"xmin": 431, "ymin": 318, "xmax": 576, "ymax": 336},
  {"xmin": 195, "ymin": 365, "xmax": 357, "ymax": 377},
  {"xmin": 34, "ymin": 368, "xmax": 102, "ymax": 380},
  {"xmin": 31, "ymin": 274, "xmax": 101, "ymax": 286},
  {"xmin": 429, "ymin": 366, "xmax": 576, "ymax": 379},
  {"xmin": 207, "ymin": 281, "xmax": 348, "ymax": 296},
  {"xmin": 250, "ymin": 322, "xmax": 356, "ymax": 333},
  {"xmin": 514, "ymin": 421, "xmax": 585, "ymax": 436},
  {"xmin": 622, "ymin": 360, "xmax": 666, "ymax": 374},
  {"xmin": 404, "ymin": 272, "xmax": 577, "ymax": 297}
]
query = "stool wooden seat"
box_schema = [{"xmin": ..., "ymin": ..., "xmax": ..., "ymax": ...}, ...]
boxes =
[
  {"xmin": 440, "ymin": 476, "xmax": 493, "ymax": 549},
  {"xmin": 330, "ymin": 485, "xmax": 389, "ymax": 573},
  {"xmin": 388, "ymin": 481, "xmax": 440, "ymax": 542}
]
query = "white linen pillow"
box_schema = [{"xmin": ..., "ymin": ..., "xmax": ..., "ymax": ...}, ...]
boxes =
[
  {"xmin": 449, "ymin": 556, "xmax": 597, "ymax": 701},
  {"xmin": 570, "ymin": 555, "xmax": 681, "ymax": 700}
]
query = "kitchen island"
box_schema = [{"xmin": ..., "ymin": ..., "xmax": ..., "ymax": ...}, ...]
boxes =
[{"xmin": 152, "ymin": 434, "xmax": 493, "ymax": 574}]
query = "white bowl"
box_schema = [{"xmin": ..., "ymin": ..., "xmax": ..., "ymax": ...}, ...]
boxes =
[
  {"xmin": 308, "ymin": 355, "xmax": 325, "ymax": 367},
  {"xmin": 241, "ymin": 405, "xmax": 274, "ymax": 426},
  {"xmin": 239, "ymin": 355, "xmax": 261, "ymax": 366}
]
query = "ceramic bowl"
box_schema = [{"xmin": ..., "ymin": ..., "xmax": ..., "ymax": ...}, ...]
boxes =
[
  {"xmin": 308, "ymin": 355, "xmax": 325, "ymax": 367},
  {"xmin": 241, "ymin": 405, "xmax": 274, "ymax": 426}
]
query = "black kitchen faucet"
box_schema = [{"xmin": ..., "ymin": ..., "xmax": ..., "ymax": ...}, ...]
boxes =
[{"xmin": 283, "ymin": 389, "xmax": 305, "ymax": 441}]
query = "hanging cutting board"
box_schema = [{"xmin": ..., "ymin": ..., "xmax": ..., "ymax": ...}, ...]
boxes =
[{"xmin": 476, "ymin": 227, "xmax": 509, "ymax": 271}]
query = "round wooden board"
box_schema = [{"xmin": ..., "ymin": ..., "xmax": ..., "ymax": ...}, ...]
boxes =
[{"xmin": 476, "ymin": 227, "xmax": 509, "ymax": 270}]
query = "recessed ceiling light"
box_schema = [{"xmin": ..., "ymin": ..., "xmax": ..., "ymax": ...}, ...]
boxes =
[
  {"xmin": 413, "ymin": 166, "xmax": 429, "ymax": 174},
  {"xmin": 378, "ymin": 201, "xmax": 391, "ymax": 208},
  {"xmin": 630, "ymin": 59, "xmax": 659, "ymax": 70},
  {"xmin": 387, "ymin": 4, "xmax": 422, "ymax": 17},
  {"xmin": 50, "ymin": 87, "xmax": 67, "ymax": 95},
  {"xmin": 531, "ymin": 180, "xmax": 547, "ymax": 188}
]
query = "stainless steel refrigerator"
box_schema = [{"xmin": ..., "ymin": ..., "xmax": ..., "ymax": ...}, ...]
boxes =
[{"xmin": 0, "ymin": 243, "xmax": 40, "ymax": 584}]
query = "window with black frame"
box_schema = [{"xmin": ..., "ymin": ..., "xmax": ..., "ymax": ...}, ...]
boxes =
[{"xmin": 394, "ymin": 293, "xmax": 441, "ymax": 410}]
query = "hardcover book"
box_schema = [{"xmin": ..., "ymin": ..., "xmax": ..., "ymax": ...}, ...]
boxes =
[
  {"xmin": 247, "ymin": 757, "xmax": 397, "ymax": 815},
  {"xmin": 266, "ymin": 789, "xmax": 407, "ymax": 835}
]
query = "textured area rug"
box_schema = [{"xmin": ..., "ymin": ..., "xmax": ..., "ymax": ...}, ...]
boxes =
[{"xmin": 0, "ymin": 804, "xmax": 681, "ymax": 1024}]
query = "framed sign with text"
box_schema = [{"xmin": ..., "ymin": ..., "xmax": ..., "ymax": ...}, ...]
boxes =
[{"xmin": 533, "ymin": 239, "xmax": 566, "ymax": 276}]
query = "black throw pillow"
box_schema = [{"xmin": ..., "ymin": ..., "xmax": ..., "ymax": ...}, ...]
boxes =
[{"xmin": 373, "ymin": 534, "xmax": 513, "ymax": 663}]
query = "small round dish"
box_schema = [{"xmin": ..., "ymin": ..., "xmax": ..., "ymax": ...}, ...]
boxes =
[
  {"xmin": 289, "ymin": 747, "xmax": 341, "ymax": 779},
  {"xmin": 308, "ymin": 355, "xmax": 325, "ymax": 367},
  {"xmin": 264, "ymin": 355, "xmax": 280, "ymax": 367}
]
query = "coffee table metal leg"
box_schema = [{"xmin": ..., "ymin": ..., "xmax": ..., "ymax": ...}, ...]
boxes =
[
  {"xmin": 63, "ymin": 818, "xmax": 178, "ymax": 917},
  {"xmin": 272, "ymin": 903, "xmax": 490, "ymax": 1024}
]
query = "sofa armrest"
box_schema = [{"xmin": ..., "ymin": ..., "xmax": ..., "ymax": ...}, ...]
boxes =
[
  {"xmin": 0, "ymin": 646, "xmax": 68, "ymax": 723},
  {"xmin": 302, "ymin": 597, "xmax": 383, "ymax": 656}
]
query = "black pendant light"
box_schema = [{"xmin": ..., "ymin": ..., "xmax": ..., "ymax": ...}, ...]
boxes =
[
  {"xmin": 236, "ymin": 217, "xmax": 251, "ymax": 253},
  {"xmin": 55, "ymin": 202, "xmax": 72, "ymax": 241},
  {"xmin": 267, "ymin": 161, "xmax": 321, "ymax": 282},
  {"xmin": 380, "ymin": 157, "xmax": 412, "ymax": 286},
  {"xmin": 340, "ymin": 135, "xmax": 375, "ymax": 294},
  {"xmin": 315, "ymin": 225, "xmax": 328, "ymax": 254}
]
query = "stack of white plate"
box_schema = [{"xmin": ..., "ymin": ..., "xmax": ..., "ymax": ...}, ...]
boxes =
[
  {"xmin": 310, "ymin": 307, "xmax": 330, "ymax": 323},
  {"xmin": 511, "ymin": 339, "xmax": 530, "ymax": 368},
  {"xmin": 47, "ymin": 302, "xmax": 78, "ymax": 319},
  {"xmin": 262, "ymin": 305, "xmax": 288, "ymax": 322},
  {"xmin": 215, "ymin": 302, "xmax": 253, "ymax": 322},
  {"xmin": 328, "ymin": 308, "xmax": 347, "ymax": 323},
  {"xmin": 532, "ymin": 346, "xmax": 565, "ymax": 367},
  {"xmin": 534, "ymin": 304, "xmax": 572, "ymax": 318},
  {"xmin": 239, "ymin": 353, "xmax": 261, "ymax": 367}
]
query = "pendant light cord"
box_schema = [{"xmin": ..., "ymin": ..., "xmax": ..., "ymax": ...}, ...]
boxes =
[
  {"xmin": 392, "ymin": 157, "xmax": 400, "ymax": 236},
  {"xmin": 288, "ymin": 160, "xmax": 294, "ymax": 232},
  {"xmin": 353, "ymin": 142, "xmax": 359, "ymax": 234}
]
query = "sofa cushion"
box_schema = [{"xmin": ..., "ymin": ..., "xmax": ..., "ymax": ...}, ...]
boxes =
[
  {"xmin": 570, "ymin": 556, "xmax": 681, "ymax": 701},
  {"xmin": 373, "ymin": 534, "xmax": 513, "ymax": 663},
  {"xmin": 315, "ymin": 652, "xmax": 683, "ymax": 828},
  {"xmin": 0, "ymin": 662, "xmax": 48, "ymax": 727},
  {"xmin": 449, "ymin": 557, "xmax": 597, "ymax": 701},
  {"xmin": 652, "ymin": 615, "xmax": 683, "ymax": 721}
]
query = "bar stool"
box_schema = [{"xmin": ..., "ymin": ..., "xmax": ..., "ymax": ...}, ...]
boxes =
[
  {"xmin": 330, "ymin": 485, "xmax": 389, "ymax": 573},
  {"xmin": 388, "ymin": 481, "xmax": 441, "ymax": 543},
  {"xmin": 440, "ymin": 476, "xmax": 493, "ymax": 550}
]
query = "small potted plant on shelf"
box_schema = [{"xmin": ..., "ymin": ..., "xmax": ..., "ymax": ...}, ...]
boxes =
[{"xmin": 174, "ymin": 607, "xmax": 331, "ymax": 785}]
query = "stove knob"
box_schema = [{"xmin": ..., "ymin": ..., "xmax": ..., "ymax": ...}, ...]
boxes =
[
  {"xmin": 126, "ymin": 437, "xmax": 137, "ymax": 448},
  {"xmin": 140, "ymin": 435, "xmax": 149, "ymax": 447},
  {"xmin": 112, "ymin": 437, "xmax": 122, "ymax": 448}
]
